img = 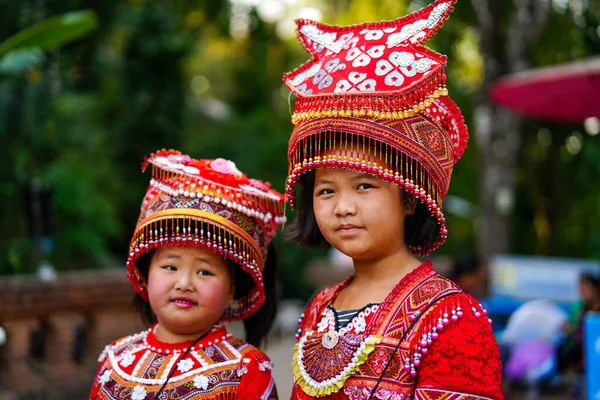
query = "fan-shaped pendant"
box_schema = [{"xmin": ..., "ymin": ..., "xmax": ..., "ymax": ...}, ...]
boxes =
[{"xmin": 293, "ymin": 331, "xmax": 382, "ymax": 397}]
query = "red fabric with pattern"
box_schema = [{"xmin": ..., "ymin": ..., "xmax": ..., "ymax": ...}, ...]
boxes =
[
  {"xmin": 291, "ymin": 263, "xmax": 503, "ymax": 399},
  {"xmin": 415, "ymin": 296, "xmax": 503, "ymax": 399},
  {"xmin": 237, "ymin": 351, "xmax": 277, "ymax": 399},
  {"xmin": 89, "ymin": 325, "xmax": 279, "ymax": 400},
  {"xmin": 89, "ymin": 359, "xmax": 106, "ymax": 399}
]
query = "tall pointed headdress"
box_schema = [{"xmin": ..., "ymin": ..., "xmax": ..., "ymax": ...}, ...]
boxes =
[{"xmin": 284, "ymin": 0, "xmax": 467, "ymax": 255}]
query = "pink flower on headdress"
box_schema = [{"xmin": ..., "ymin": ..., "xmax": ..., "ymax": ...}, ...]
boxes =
[
  {"xmin": 167, "ymin": 154, "xmax": 192, "ymax": 164},
  {"xmin": 210, "ymin": 158, "xmax": 242, "ymax": 177}
]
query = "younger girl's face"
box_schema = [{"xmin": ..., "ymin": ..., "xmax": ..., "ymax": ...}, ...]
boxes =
[
  {"xmin": 147, "ymin": 246, "xmax": 234, "ymax": 342},
  {"xmin": 313, "ymin": 167, "xmax": 411, "ymax": 262}
]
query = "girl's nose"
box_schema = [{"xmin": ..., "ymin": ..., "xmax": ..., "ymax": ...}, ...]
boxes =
[
  {"xmin": 334, "ymin": 194, "xmax": 357, "ymax": 217},
  {"xmin": 174, "ymin": 271, "xmax": 194, "ymax": 291}
]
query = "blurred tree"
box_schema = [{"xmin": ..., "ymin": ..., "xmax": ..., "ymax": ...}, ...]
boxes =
[
  {"xmin": 0, "ymin": 0, "xmax": 194, "ymax": 272},
  {"xmin": 110, "ymin": 1, "xmax": 194, "ymax": 256},
  {"xmin": 0, "ymin": 0, "xmax": 598, "ymax": 303},
  {"xmin": 0, "ymin": 5, "xmax": 106, "ymax": 273},
  {"xmin": 469, "ymin": 0, "xmax": 552, "ymax": 260},
  {"xmin": 472, "ymin": 1, "xmax": 600, "ymax": 260}
]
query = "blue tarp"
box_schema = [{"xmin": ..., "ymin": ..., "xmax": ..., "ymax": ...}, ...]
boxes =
[{"xmin": 584, "ymin": 314, "xmax": 600, "ymax": 400}]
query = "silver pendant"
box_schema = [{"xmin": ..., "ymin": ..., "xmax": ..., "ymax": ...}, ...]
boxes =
[{"xmin": 321, "ymin": 330, "xmax": 339, "ymax": 349}]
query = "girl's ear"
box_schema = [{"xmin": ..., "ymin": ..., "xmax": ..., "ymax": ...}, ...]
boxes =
[{"xmin": 403, "ymin": 192, "xmax": 417, "ymax": 216}]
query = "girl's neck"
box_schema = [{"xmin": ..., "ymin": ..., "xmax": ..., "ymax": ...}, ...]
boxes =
[
  {"xmin": 334, "ymin": 244, "xmax": 421, "ymax": 310},
  {"xmin": 352, "ymin": 243, "xmax": 421, "ymax": 286},
  {"xmin": 154, "ymin": 323, "xmax": 213, "ymax": 344}
]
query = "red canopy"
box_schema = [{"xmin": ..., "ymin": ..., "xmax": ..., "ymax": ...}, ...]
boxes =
[{"xmin": 491, "ymin": 56, "xmax": 600, "ymax": 123}]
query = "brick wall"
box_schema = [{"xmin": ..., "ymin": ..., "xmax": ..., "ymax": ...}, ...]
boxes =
[{"xmin": 0, "ymin": 269, "xmax": 145, "ymax": 399}]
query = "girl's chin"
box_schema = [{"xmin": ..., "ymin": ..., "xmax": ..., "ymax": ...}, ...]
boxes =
[
  {"xmin": 158, "ymin": 317, "xmax": 216, "ymax": 330},
  {"xmin": 334, "ymin": 246, "xmax": 374, "ymax": 260}
]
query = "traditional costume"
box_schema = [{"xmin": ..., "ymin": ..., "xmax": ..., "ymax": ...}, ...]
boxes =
[
  {"xmin": 283, "ymin": 1, "xmax": 503, "ymax": 398},
  {"xmin": 90, "ymin": 150, "xmax": 285, "ymax": 399}
]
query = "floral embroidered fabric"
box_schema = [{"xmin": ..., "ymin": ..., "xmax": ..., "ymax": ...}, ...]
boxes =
[
  {"xmin": 89, "ymin": 324, "xmax": 278, "ymax": 399},
  {"xmin": 291, "ymin": 262, "xmax": 503, "ymax": 399}
]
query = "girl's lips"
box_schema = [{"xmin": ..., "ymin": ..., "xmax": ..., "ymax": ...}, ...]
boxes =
[
  {"xmin": 337, "ymin": 224, "xmax": 363, "ymax": 234},
  {"xmin": 336, "ymin": 229, "xmax": 363, "ymax": 238},
  {"xmin": 171, "ymin": 297, "xmax": 197, "ymax": 308}
]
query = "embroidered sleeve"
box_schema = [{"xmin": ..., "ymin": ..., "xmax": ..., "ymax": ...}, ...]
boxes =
[
  {"xmin": 236, "ymin": 350, "xmax": 279, "ymax": 399},
  {"xmin": 89, "ymin": 354, "xmax": 110, "ymax": 399},
  {"xmin": 90, "ymin": 338, "xmax": 124, "ymax": 399},
  {"xmin": 412, "ymin": 294, "xmax": 503, "ymax": 399}
]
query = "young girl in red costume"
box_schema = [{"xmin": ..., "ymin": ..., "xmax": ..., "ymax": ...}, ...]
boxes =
[
  {"xmin": 89, "ymin": 150, "xmax": 285, "ymax": 399},
  {"xmin": 283, "ymin": 1, "xmax": 503, "ymax": 399}
]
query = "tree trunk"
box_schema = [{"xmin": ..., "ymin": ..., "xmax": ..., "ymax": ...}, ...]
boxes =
[
  {"xmin": 471, "ymin": 0, "xmax": 550, "ymax": 261},
  {"xmin": 473, "ymin": 104, "xmax": 520, "ymax": 259}
]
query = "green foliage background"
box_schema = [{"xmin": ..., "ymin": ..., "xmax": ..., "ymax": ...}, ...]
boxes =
[{"xmin": 1, "ymin": 0, "xmax": 599, "ymax": 300}]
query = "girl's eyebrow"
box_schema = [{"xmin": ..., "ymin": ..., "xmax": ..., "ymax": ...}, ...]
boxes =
[
  {"xmin": 159, "ymin": 254, "xmax": 220, "ymax": 270},
  {"xmin": 314, "ymin": 179, "xmax": 334, "ymax": 186},
  {"xmin": 164, "ymin": 254, "xmax": 214, "ymax": 265},
  {"xmin": 351, "ymin": 174, "xmax": 379, "ymax": 181}
]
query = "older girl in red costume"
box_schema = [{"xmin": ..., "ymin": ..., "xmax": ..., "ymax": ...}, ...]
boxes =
[{"xmin": 283, "ymin": 1, "xmax": 503, "ymax": 399}]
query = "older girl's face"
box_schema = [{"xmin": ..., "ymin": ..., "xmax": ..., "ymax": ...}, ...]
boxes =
[
  {"xmin": 312, "ymin": 167, "xmax": 411, "ymax": 262},
  {"xmin": 147, "ymin": 246, "xmax": 233, "ymax": 341}
]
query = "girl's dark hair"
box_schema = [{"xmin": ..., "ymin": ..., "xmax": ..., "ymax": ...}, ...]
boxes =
[
  {"xmin": 241, "ymin": 243, "xmax": 280, "ymax": 346},
  {"xmin": 132, "ymin": 252, "xmax": 157, "ymax": 328},
  {"xmin": 285, "ymin": 169, "xmax": 440, "ymax": 251},
  {"xmin": 132, "ymin": 243, "xmax": 280, "ymax": 347}
]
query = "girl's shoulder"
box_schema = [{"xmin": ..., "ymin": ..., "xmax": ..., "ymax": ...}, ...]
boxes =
[
  {"xmin": 228, "ymin": 337, "xmax": 277, "ymax": 399},
  {"xmin": 97, "ymin": 328, "xmax": 149, "ymax": 364},
  {"xmin": 226, "ymin": 335, "xmax": 273, "ymax": 368},
  {"xmin": 411, "ymin": 292, "xmax": 503, "ymax": 398},
  {"xmin": 398, "ymin": 268, "xmax": 493, "ymax": 348},
  {"xmin": 407, "ymin": 291, "xmax": 493, "ymax": 346},
  {"xmin": 310, "ymin": 280, "xmax": 350, "ymax": 308}
]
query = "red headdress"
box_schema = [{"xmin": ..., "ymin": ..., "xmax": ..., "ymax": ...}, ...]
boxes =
[
  {"xmin": 284, "ymin": 0, "xmax": 467, "ymax": 255},
  {"xmin": 127, "ymin": 149, "xmax": 286, "ymax": 321}
]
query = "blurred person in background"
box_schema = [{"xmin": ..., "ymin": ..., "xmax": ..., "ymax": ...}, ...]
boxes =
[
  {"xmin": 449, "ymin": 254, "xmax": 484, "ymax": 299},
  {"xmin": 557, "ymin": 273, "xmax": 600, "ymax": 375},
  {"xmin": 502, "ymin": 299, "xmax": 568, "ymax": 399},
  {"xmin": 565, "ymin": 273, "xmax": 600, "ymax": 334}
]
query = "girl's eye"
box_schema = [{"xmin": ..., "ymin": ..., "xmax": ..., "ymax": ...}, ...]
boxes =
[
  {"xmin": 197, "ymin": 270, "xmax": 213, "ymax": 277},
  {"xmin": 316, "ymin": 188, "xmax": 334, "ymax": 196},
  {"xmin": 357, "ymin": 183, "xmax": 374, "ymax": 190},
  {"xmin": 163, "ymin": 265, "xmax": 177, "ymax": 271}
]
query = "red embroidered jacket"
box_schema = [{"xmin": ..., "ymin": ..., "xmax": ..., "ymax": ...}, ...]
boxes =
[
  {"xmin": 89, "ymin": 324, "xmax": 277, "ymax": 399},
  {"xmin": 291, "ymin": 262, "xmax": 503, "ymax": 399}
]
